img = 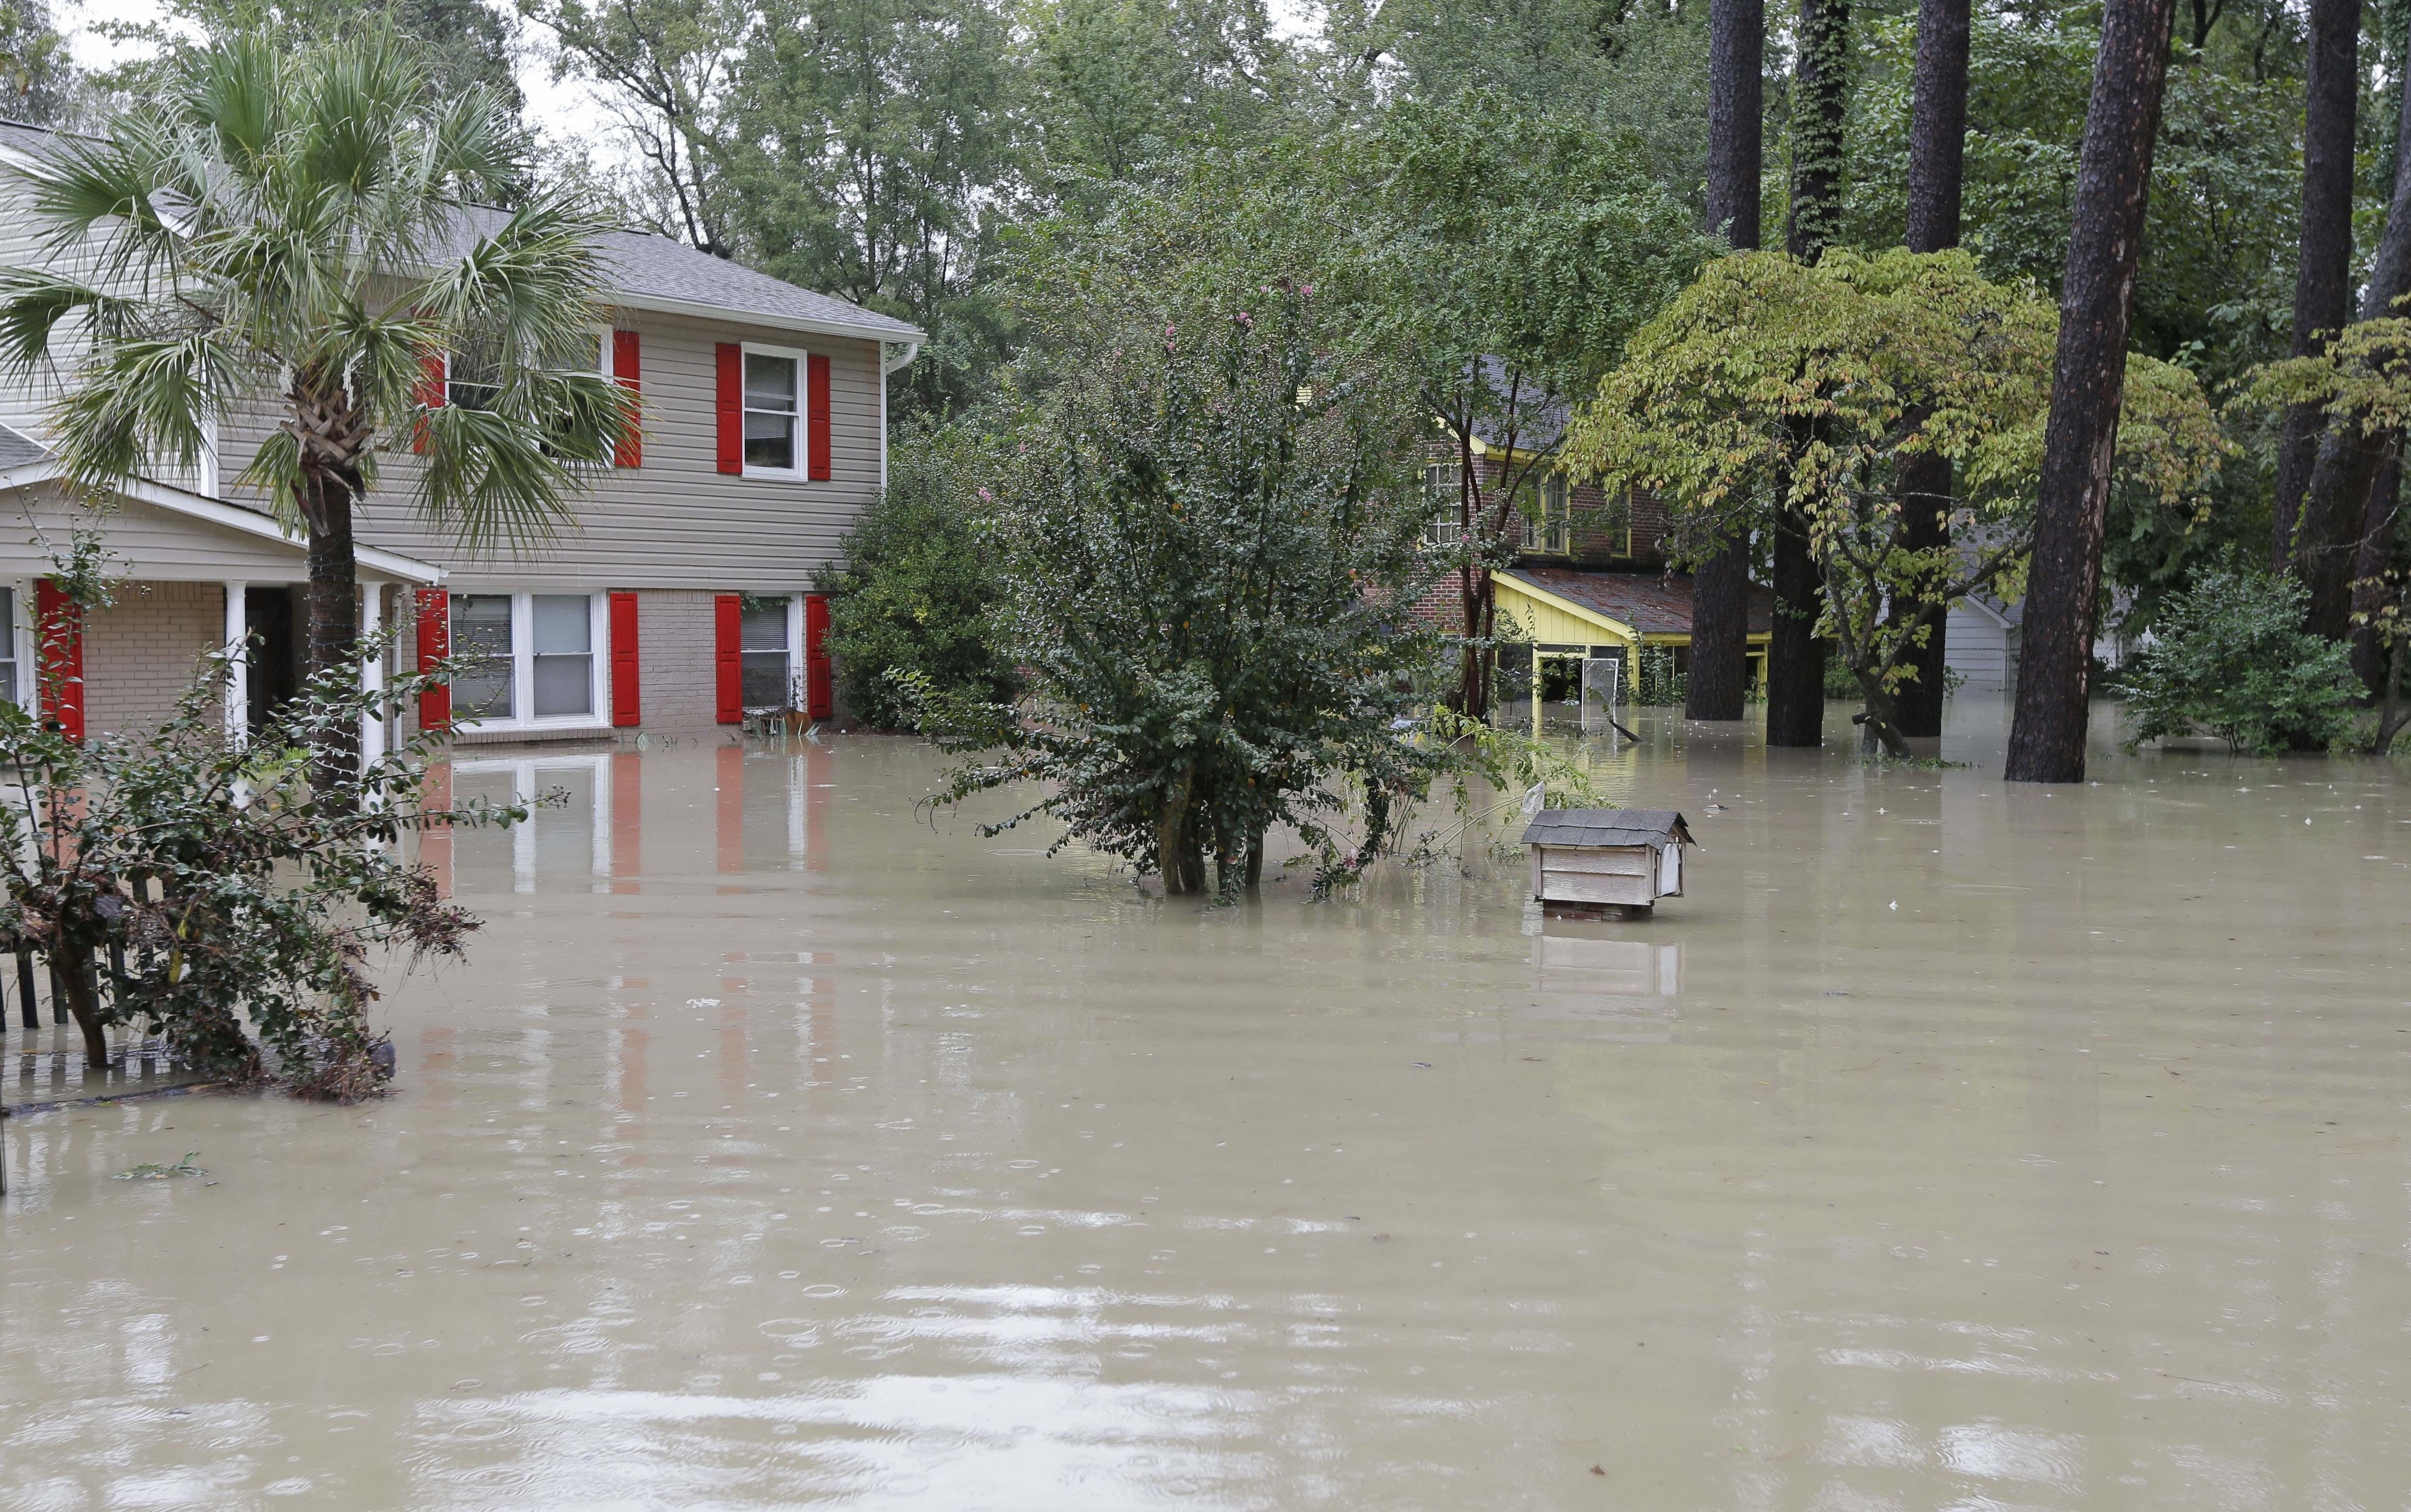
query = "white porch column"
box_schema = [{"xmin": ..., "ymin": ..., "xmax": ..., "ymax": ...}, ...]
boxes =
[
  {"xmin": 222, "ymin": 580, "xmax": 248, "ymax": 746},
  {"xmin": 361, "ymin": 583, "xmax": 387, "ymax": 763}
]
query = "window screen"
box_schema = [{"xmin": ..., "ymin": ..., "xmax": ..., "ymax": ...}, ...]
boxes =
[
  {"xmin": 531, "ymin": 595, "xmax": 593, "ymax": 719},
  {"xmin": 740, "ymin": 599, "xmax": 790, "ymax": 710},
  {"xmin": 450, "ymin": 594, "xmax": 514, "ymax": 721},
  {"xmin": 744, "ymin": 354, "xmax": 798, "ymax": 470}
]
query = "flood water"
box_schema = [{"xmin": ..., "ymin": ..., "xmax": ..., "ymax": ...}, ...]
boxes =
[{"xmin": 4, "ymin": 701, "xmax": 2408, "ymax": 1510}]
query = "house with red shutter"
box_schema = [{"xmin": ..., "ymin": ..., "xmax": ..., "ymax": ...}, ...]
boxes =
[{"xmin": 0, "ymin": 119, "xmax": 923, "ymax": 750}]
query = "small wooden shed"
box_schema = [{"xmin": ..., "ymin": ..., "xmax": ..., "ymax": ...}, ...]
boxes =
[{"xmin": 1522, "ymin": 809, "xmax": 1694, "ymax": 916}]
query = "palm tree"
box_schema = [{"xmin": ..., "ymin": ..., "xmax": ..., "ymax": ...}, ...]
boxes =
[{"xmin": 0, "ymin": 29, "xmax": 636, "ymax": 793}]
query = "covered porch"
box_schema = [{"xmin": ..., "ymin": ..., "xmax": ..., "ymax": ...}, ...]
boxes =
[
  {"xmin": 0, "ymin": 441, "xmax": 443, "ymax": 749},
  {"xmin": 1494, "ymin": 568, "xmax": 1773, "ymax": 723}
]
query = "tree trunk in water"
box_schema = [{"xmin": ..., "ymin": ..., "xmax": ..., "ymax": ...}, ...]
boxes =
[
  {"xmin": 1891, "ymin": 0, "xmax": 1970, "ymax": 740},
  {"xmin": 1766, "ymin": 481, "xmax": 1824, "ymax": 746},
  {"xmin": 1156, "ymin": 778, "xmax": 1206, "ymax": 896},
  {"xmin": 2375, "ymin": 632, "xmax": 2408, "ymax": 753},
  {"xmin": 305, "ymin": 481, "xmax": 362, "ymax": 807},
  {"xmin": 2005, "ymin": 0, "xmax": 2178, "ymax": 784},
  {"xmin": 2301, "ymin": 40, "xmax": 2411, "ymax": 643},
  {"xmin": 2273, "ymin": 0, "xmax": 2362, "ymax": 571},
  {"xmin": 58, "ymin": 946, "xmax": 108, "ymax": 1071},
  {"xmin": 1687, "ymin": 535, "xmax": 1753, "ymax": 720},
  {"xmin": 1764, "ymin": 0, "xmax": 1849, "ymax": 746},
  {"xmin": 1707, "ymin": 0, "xmax": 1764, "ymax": 252},
  {"xmin": 2350, "ymin": 453, "xmax": 2400, "ymax": 695},
  {"xmin": 1690, "ymin": 0, "xmax": 1765, "ymax": 722}
]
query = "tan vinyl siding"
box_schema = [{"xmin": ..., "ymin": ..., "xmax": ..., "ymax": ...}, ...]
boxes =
[
  {"xmin": 217, "ymin": 310, "xmax": 885, "ymax": 594},
  {"xmin": 0, "ymin": 483, "xmax": 311, "ymax": 582}
]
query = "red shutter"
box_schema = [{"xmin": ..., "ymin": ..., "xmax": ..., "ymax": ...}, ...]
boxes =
[
  {"xmin": 609, "ymin": 590, "xmax": 641, "ymax": 726},
  {"xmin": 611, "ymin": 330, "xmax": 642, "ymax": 468},
  {"xmin": 713, "ymin": 593, "xmax": 743, "ymax": 723},
  {"xmin": 413, "ymin": 349, "xmax": 447, "ymax": 455},
  {"xmin": 415, "ymin": 587, "xmax": 451, "ymax": 733},
  {"xmin": 35, "ymin": 578, "xmax": 82, "ymax": 742},
  {"xmin": 804, "ymin": 593, "xmax": 832, "ymax": 719},
  {"xmin": 715, "ymin": 343, "xmax": 743, "ymax": 475},
  {"xmin": 807, "ymin": 352, "xmax": 832, "ymax": 480}
]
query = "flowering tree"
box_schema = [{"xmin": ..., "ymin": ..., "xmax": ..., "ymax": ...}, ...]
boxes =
[{"xmin": 1570, "ymin": 249, "xmax": 2225, "ymax": 753}]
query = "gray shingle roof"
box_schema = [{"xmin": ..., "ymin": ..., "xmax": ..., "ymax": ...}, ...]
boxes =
[
  {"xmin": 0, "ymin": 421, "xmax": 50, "ymax": 471},
  {"xmin": 0, "ymin": 120, "xmax": 924, "ymax": 343},
  {"xmin": 447, "ymin": 206, "xmax": 924, "ymax": 343},
  {"xmin": 1521, "ymin": 808, "xmax": 1693, "ymax": 850}
]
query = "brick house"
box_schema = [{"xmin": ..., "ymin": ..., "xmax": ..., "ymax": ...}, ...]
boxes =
[
  {"xmin": 1412, "ymin": 414, "xmax": 1772, "ymax": 697},
  {"xmin": 0, "ymin": 119, "xmax": 924, "ymax": 749}
]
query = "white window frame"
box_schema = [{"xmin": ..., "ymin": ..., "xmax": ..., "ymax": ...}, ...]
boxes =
[
  {"xmin": 736, "ymin": 592, "xmax": 805, "ymax": 712},
  {"xmin": 739, "ymin": 341, "xmax": 808, "ymax": 481},
  {"xmin": 444, "ymin": 332, "xmax": 610, "ymax": 408},
  {"xmin": 0, "ymin": 580, "xmax": 27, "ymax": 708},
  {"xmin": 1422, "ymin": 462, "xmax": 1462, "ymax": 549},
  {"xmin": 445, "ymin": 590, "xmax": 610, "ymax": 735},
  {"xmin": 1522, "ymin": 472, "xmax": 1571, "ymax": 555},
  {"xmin": 450, "ymin": 753, "xmax": 614, "ymax": 895}
]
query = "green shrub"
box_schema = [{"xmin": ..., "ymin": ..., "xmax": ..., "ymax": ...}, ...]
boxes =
[
  {"xmin": 2121, "ymin": 561, "xmax": 2361, "ymax": 754},
  {"xmin": 813, "ymin": 427, "xmax": 1018, "ymax": 730}
]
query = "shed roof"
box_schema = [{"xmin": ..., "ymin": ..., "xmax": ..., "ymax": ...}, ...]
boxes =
[
  {"xmin": 1521, "ymin": 809, "xmax": 1694, "ymax": 849},
  {"xmin": 1502, "ymin": 568, "xmax": 1775, "ymax": 637}
]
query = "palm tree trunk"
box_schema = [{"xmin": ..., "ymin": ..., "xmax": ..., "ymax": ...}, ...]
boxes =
[
  {"xmin": 2005, "ymin": 0, "xmax": 2179, "ymax": 784},
  {"xmin": 1891, "ymin": 0, "xmax": 1970, "ymax": 740},
  {"xmin": 2274, "ymin": 0, "xmax": 2362, "ymax": 572},
  {"xmin": 305, "ymin": 478, "xmax": 362, "ymax": 804}
]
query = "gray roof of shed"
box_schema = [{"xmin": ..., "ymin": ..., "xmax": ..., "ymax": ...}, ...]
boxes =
[{"xmin": 1521, "ymin": 808, "xmax": 1694, "ymax": 849}]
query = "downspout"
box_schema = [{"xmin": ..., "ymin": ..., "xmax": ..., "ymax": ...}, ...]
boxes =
[{"xmin": 879, "ymin": 341, "xmax": 921, "ymax": 493}]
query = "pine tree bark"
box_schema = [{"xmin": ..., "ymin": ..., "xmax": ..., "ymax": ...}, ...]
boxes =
[
  {"xmin": 1766, "ymin": 0, "xmax": 1853, "ymax": 747},
  {"xmin": 2273, "ymin": 0, "xmax": 2363, "ymax": 571},
  {"xmin": 2300, "ymin": 31, "xmax": 2411, "ymax": 652},
  {"xmin": 1890, "ymin": 0, "xmax": 1971, "ymax": 740},
  {"xmin": 2004, "ymin": 0, "xmax": 2178, "ymax": 784},
  {"xmin": 2349, "ymin": 455, "xmax": 2400, "ymax": 692},
  {"xmin": 1707, "ymin": 0, "xmax": 1764, "ymax": 252},
  {"xmin": 1692, "ymin": 0, "xmax": 1765, "ymax": 722}
]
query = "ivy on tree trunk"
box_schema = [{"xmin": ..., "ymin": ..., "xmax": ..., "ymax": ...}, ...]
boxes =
[
  {"xmin": 2272, "ymin": 0, "xmax": 2362, "ymax": 572},
  {"xmin": 1889, "ymin": 0, "xmax": 1970, "ymax": 741}
]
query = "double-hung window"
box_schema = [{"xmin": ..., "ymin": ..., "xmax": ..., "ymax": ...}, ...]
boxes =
[
  {"xmin": 741, "ymin": 595, "xmax": 800, "ymax": 710},
  {"xmin": 744, "ymin": 351, "xmax": 801, "ymax": 472},
  {"xmin": 447, "ymin": 592, "xmax": 607, "ymax": 729},
  {"xmin": 0, "ymin": 586, "xmax": 19, "ymax": 706},
  {"xmin": 1522, "ymin": 472, "xmax": 1571, "ymax": 555},
  {"xmin": 1423, "ymin": 463, "xmax": 1462, "ymax": 548}
]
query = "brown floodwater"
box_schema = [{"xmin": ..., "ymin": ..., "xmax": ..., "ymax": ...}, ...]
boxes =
[{"xmin": 4, "ymin": 702, "xmax": 2408, "ymax": 1509}]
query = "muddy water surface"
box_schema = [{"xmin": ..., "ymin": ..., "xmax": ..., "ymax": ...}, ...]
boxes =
[{"xmin": 4, "ymin": 704, "xmax": 2409, "ymax": 1509}]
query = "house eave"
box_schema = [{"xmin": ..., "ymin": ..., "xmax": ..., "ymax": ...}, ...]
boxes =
[
  {"xmin": 0, "ymin": 462, "xmax": 447, "ymax": 584},
  {"xmin": 610, "ymin": 289, "xmax": 926, "ymax": 348}
]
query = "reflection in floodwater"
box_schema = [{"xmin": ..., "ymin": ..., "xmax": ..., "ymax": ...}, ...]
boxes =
[{"xmin": 5, "ymin": 702, "xmax": 2411, "ymax": 1509}]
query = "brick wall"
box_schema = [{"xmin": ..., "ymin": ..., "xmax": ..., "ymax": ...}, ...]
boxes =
[
  {"xmin": 633, "ymin": 589, "xmax": 723, "ymax": 733},
  {"xmin": 83, "ymin": 580, "xmax": 225, "ymax": 740}
]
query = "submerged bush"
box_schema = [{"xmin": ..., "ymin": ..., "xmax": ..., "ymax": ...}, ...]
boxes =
[
  {"xmin": 2121, "ymin": 561, "xmax": 2361, "ymax": 755},
  {"xmin": 0, "ymin": 626, "xmax": 530, "ymax": 1096},
  {"xmin": 812, "ymin": 426, "xmax": 1018, "ymax": 730}
]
